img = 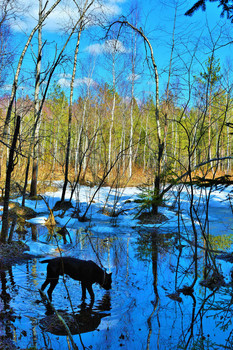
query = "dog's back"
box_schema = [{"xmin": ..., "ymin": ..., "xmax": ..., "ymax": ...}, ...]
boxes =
[{"xmin": 41, "ymin": 257, "xmax": 102, "ymax": 283}]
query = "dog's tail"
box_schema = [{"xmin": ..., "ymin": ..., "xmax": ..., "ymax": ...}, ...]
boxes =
[{"xmin": 40, "ymin": 259, "xmax": 52, "ymax": 264}]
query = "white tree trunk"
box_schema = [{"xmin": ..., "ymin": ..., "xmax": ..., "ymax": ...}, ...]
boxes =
[
  {"xmin": 108, "ymin": 57, "xmax": 116, "ymax": 177},
  {"xmin": 30, "ymin": 0, "xmax": 43, "ymax": 197}
]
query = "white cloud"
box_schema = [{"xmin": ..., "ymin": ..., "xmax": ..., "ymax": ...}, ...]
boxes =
[
  {"xmin": 85, "ymin": 43, "xmax": 104, "ymax": 55},
  {"xmin": 127, "ymin": 73, "xmax": 141, "ymax": 82},
  {"xmin": 10, "ymin": 0, "xmax": 66, "ymax": 33},
  {"xmin": 10, "ymin": 0, "xmax": 125, "ymax": 33},
  {"xmin": 86, "ymin": 39, "xmax": 130, "ymax": 55},
  {"xmin": 105, "ymin": 39, "xmax": 130, "ymax": 53},
  {"xmin": 2, "ymin": 84, "xmax": 12, "ymax": 92},
  {"xmin": 57, "ymin": 74, "xmax": 96, "ymax": 88},
  {"xmin": 123, "ymin": 95, "xmax": 142, "ymax": 106},
  {"xmin": 57, "ymin": 77, "xmax": 70, "ymax": 88},
  {"xmin": 75, "ymin": 77, "xmax": 96, "ymax": 87}
]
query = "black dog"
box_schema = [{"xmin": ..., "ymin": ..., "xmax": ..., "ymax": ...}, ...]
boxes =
[{"xmin": 40, "ymin": 257, "xmax": 112, "ymax": 302}]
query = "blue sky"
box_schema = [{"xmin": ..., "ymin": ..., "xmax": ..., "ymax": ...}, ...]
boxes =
[{"xmin": 6, "ymin": 0, "xmax": 233, "ymax": 103}]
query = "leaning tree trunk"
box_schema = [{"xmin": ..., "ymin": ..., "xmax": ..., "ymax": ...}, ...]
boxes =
[
  {"xmin": 1, "ymin": 115, "xmax": 20, "ymax": 243},
  {"xmin": 0, "ymin": 0, "xmax": 62, "ymax": 179}
]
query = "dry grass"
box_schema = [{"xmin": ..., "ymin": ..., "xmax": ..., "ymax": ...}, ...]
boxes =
[{"xmin": 0, "ymin": 163, "xmax": 232, "ymax": 199}]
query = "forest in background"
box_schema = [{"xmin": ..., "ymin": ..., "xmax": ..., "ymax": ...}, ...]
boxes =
[
  {"xmin": 0, "ymin": 68, "xmax": 232, "ymax": 187},
  {"xmin": 0, "ymin": 0, "xmax": 233, "ymax": 242}
]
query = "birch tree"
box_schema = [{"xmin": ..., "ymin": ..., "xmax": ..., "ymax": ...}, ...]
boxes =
[
  {"xmin": 30, "ymin": 0, "xmax": 43, "ymax": 198},
  {"xmin": 0, "ymin": 0, "xmax": 21, "ymax": 177},
  {"xmin": 2, "ymin": 0, "xmax": 62, "ymax": 139},
  {"xmin": 61, "ymin": 0, "xmax": 96, "ymax": 202},
  {"xmin": 108, "ymin": 41, "xmax": 117, "ymax": 178},
  {"xmin": 128, "ymin": 26, "xmax": 137, "ymax": 178},
  {"xmin": 0, "ymin": 0, "xmax": 64, "ymax": 241},
  {"xmin": 61, "ymin": 23, "xmax": 84, "ymax": 202}
]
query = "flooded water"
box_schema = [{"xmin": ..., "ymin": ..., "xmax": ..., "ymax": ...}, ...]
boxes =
[{"xmin": 1, "ymin": 186, "xmax": 233, "ymax": 349}]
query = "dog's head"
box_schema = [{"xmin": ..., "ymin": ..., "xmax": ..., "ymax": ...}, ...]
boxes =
[{"xmin": 102, "ymin": 272, "xmax": 112, "ymax": 290}]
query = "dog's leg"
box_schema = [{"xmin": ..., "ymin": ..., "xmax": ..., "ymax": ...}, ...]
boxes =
[
  {"xmin": 86, "ymin": 283, "xmax": 94, "ymax": 301},
  {"xmin": 47, "ymin": 278, "xmax": 59, "ymax": 301},
  {"xmin": 41, "ymin": 279, "xmax": 49, "ymax": 291},
  {"xmin": 41, "ymin": 263, "xmax": 55, "ymax": 292},
  {"xmin": 81, "ymin": 282, "xmax": 87, "ymax": 300}
]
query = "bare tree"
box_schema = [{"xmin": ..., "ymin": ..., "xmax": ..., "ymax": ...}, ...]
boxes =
[
  {"xmin": 1, "ymin": 115, "xmax": 20, "ymax": 242},
  {"xmin": 0, "ymin": 0, "xmax": 21, "ymax": 176},
  {"xmin": 61, "ymin": 23, "xmax": 84, "ymax": 202},
  {"xmin": 0, "ymin": 0, "xmax": 62, "ymax": 184},
  {"xmin": 61, "ymin": 0, "xmax": 95, "ymax": 202},
  {"xmin": 30, "ymin": 0, "xmax": 43, "ymax": 197},
  {"xmin": 108, "ymin": 19, "xmax": 162, "ymax": 214},
  {"xmin": 108, "ymin": 41, "xmax": 117, "ymax": 179},
  {"xmin": 3, "ymin": 0, "xmax": 62, "ymax": 134},
  {"xmin": 128, "ymin": 22, "xmax": 137, "ymax": 178}
]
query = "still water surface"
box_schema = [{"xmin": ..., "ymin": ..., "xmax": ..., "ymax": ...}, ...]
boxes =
[{"xmin": 1, "ymin": 198, "xmax": 233, "ymax": 349}]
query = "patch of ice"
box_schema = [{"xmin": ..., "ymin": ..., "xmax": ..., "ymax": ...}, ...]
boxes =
[
  {"xmin": 24, "ymin": 241, "xmax": 59, "ymax": 256},
  {"xmin": 27, "ymin": 216, "xmax": 49, "ymax": 225}
]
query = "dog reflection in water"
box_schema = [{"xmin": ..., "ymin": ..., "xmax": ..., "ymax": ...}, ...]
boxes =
[
  {"xmin": 39, "ymin": 294, "xmax": 111, "ymax": 335},
  {"xmin": 40, "ymin": 257, "xmax": 112, "ymax": 302}
]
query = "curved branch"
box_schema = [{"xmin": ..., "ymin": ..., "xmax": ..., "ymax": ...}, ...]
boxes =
[{"xmin": 107, "ymin": 19, "xmax": 161, "ymax": 142}]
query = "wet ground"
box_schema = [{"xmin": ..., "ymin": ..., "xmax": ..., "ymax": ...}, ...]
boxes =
[{"xmin": 1, "ymin": 186, "xmax": 233, "ymax": 349}]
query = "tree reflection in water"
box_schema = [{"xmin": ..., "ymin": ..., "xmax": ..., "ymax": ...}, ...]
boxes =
[
  {"xmin": 1, "ymin": 207, "xmax": 233, "ymax": 349},
  {"xmin": 0, "ymin": 269, "xmax": 16, "ymax": 348},
  {"xmin": 146, "ymin": 230, "xmax": 160, "ymax": 350},
  {"xmin": 135, "ymin": 223, "xmax": 233, "ymax": 350}
]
